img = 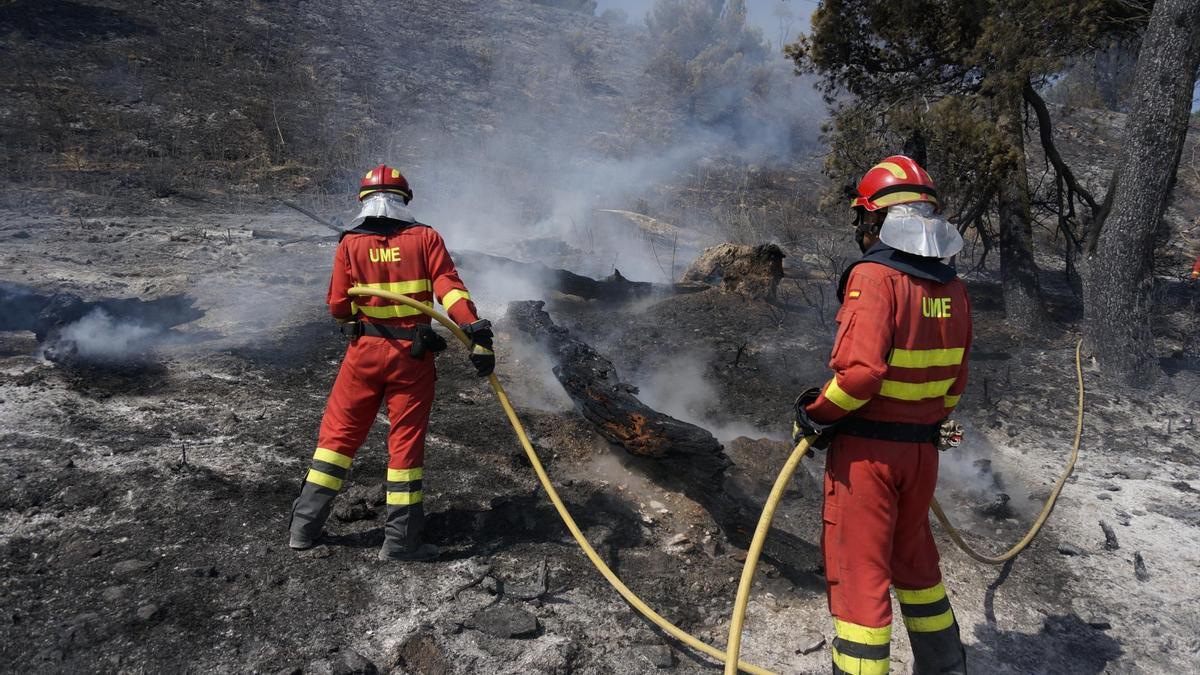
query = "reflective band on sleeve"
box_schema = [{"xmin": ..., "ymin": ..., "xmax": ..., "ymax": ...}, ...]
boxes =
[
  {"xmin": 887, "ymin": 347, "xmax": 965, "ymax": 368},
  {"xmin": 878, "ymin": 377, "xmax": 957, "ymax": 401},
  {"xmin": 441, "ymin": 288, "xmax": 470, "ymax": 311},
  {"xmin": 386, "ymin": 467, "xmax": 423, "ymax": 482},
  {"xmin": 313, "ymin": 447, "xmax": 352, "ymax": 469},
  {"xmin": 894, "ymin": 582, "xmax": 946, "ymax": 605},
  {"xmin": 944, "ymin": 394, "xmax": 961, "ymax": 408},
  {"xmin": 386, "ymin": 490, "xmax": 423, "ymax": 505},
  {"xmin": 834, "ymin": 619, "xmax": 892, "ymax": 645},
  {"xmin": 472, "ymin": 345, "xmax": 493, "ymax": 355},
  {"xmin": 356, "ymin": 302, "xmax": 433, "ymax": 319},
  {"xmin": 902, "ymin": 610, "xmax": 955, "ymax": 633},
  {"xmin": 825, "ymin": 378, "xmax": 870, "ymax": 412},
  {"xmin": 359, "ymin": 280, "xmax": 432, "ymax": 295},
  {"xmin": 305, "ymin": 469, "xmax": 343, "ymax": 491}
]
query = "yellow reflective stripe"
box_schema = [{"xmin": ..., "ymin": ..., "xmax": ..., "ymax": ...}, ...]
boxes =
[
  {"xmin": 878, "ymin": 377, "xmax": 956, "ymax": 401},
  {"xmin": 386, "ymin": 467, "xmax": 423, "ymax": 482},
  {"xmin": 834, "ymin": 618, "xmax": 892, "ymax": 645},
  {"xmin": 305, "ymin": 469, "xmax": 343, "ymax": 490},
  {"xmin": 902, "ymin": 610, "xmax": 955, "ymax": 633},
  {"xmin": 313, "ymin": 447, "xmax": 352, "ymax": 469},
  {"xmin": 872, "ymin": 191, "xmax": 937, "ymax": 208},
  {"xmin": 387, "ymin": 490, "xmax": 423, "ymax": 505},
  {"xmin": 356, "ymin": 302, "xmax": 433, "ymax": 319},
  {"xmin": 944, "ymin": 394, "xmax": 961, "ymax": 408},
  {"xmin": 441, "ymin": 288, "xmax": 470, "ymax": 311},
  {"xmin": 887, "ymin": 347, "xmax": 964, "ymax": 368},
  {"xmin": 359, "ymin": 187, "xmax": 410, "ymax": 199},
  {"xmin": 831, "ymin": 647, "xmax": 890, "ymax": 675},
  {"xmin": 472, "ymin": 345, "xmax": 493, "ymax": 355},
  {"xmin": 875, "ymin": 161, "xmax": 908, "ymax": 178},
  {"xmin": 825, "ymin": 378, "xmax": 870, "ymax": 412},
  {"xmin": 894, "ymin": 582, "xmax": 946, "ymax": 605},
  {"xmin": 358, "ymin": 280, "xmax": 432, "ymax": 295}
]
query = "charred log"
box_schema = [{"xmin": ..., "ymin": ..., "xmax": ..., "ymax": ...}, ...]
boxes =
[
  {"xmin": 508, "ymin": 300, "xmax": 822, "ymax": 579},
  {"xmin": 507, "ymin": 300, "xmax": 728, "ymax": 473}
]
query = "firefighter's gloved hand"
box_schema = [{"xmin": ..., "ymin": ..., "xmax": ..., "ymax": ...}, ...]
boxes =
[
  {"xmin": 793, "ymin": 386, "xmax": 836, "ymax": 451},
  {"xmin": 460, "ymin": 319, "xmax": 495, "ymax": 377}
]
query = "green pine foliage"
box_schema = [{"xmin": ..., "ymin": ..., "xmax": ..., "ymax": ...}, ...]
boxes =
[{"xmin": 786, "ymin": 0, "xmax": 1151, "ymax": 222}]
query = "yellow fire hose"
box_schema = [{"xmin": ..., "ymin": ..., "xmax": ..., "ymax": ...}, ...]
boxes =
[
  {"xmin": 349, "ymin": 288, "xmax": 1083, "ymax": 674},
  {"xmin": 722, "ymin": 340, "xmax": 1085, "ymax": 673},
  {"xmin": 348, "ymin": 287, "xmax": 775, "ymax": 675}
]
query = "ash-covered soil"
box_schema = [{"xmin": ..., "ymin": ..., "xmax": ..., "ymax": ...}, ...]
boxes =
[{"xmin": 1, "ymin": 205, "xmax": 1198, "ymax": 674}]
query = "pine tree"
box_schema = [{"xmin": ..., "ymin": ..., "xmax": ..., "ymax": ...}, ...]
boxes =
[{"xmin": 787, "ymin": 0, "xmax": 1152, "ymax": 334}]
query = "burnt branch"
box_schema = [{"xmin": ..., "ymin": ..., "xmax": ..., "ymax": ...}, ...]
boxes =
[{"xmin": 1022, "ymin": 82, "xmax": 1105, "ymax": 224}]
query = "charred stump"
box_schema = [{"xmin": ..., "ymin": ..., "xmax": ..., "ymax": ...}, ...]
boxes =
[
  {"xmin": 681, "ymin": 243, "xmax": 785, "ymax": 301},
  {"xmin": 507, "ymin": 300, "xmax": 822, "ymax": 579}
]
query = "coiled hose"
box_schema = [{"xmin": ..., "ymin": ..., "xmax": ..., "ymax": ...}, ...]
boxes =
[{"xmin": 349, "ymin": 288, "xmax": 1083, "ymax": 674}]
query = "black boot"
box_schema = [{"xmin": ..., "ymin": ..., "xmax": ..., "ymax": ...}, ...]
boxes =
[
  {"xmin": 289, "ymin": 449, "xmax": 354, "ymax": 550},
  {"xmin": 289, "ymin": 481, "xmax": 339, "ymax": 550},
  {"xmin": 379, "ymin": 502, "xmax": 437, "ymax": 561},
  {"xmin": 897, "ymin": 584, "xmax": 967, "ymax": 674}
]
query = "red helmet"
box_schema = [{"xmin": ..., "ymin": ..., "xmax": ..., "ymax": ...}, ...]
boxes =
[
  {"xmin": 359, "ymin": 164, "xmax": 412, "ymax": 203},
  {"xmin": 850, "ymin": 155, "xmax": 939, "ymax": 212}
]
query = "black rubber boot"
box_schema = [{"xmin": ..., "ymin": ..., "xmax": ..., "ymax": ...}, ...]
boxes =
[
  {"xmin": 908, "ymin": 616, "xmax": 967, "ymax": 674},
  {"xmin": 379, "ymin": 502, "xmax": 437, "ymax": 561},
  {"xmin": 288, "ymin": 481, "xmax": 338, "ymax": 550}
]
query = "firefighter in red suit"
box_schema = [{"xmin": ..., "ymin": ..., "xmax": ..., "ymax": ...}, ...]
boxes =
[
  {"xmin": 1190, "ymin": 253, "xmax": 1200, "ymax": 281},
  {"xmin": 793, "ymin": 156, "xmax": 970, "ymax": 674},
  {"xmin": 288, "ymin": 165, "xmax": 494, "ymax": 561}
]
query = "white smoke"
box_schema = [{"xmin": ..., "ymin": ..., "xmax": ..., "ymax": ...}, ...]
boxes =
[
  {"xmin": 936, "ymin": 418, "xmax": 1034, "ymax": 520},
  {"xmin": 50, "ymin": 308, "xmax": 162, "ymax": 361},
  {"xmin": 634, "ymin": 350, "xmax": 780, "ymax": 443},
  {"xmin": 357, "ymin": 5, "xmax": 824, "ymax": 290}
]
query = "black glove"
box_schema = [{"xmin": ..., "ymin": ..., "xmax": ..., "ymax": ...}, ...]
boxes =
[
  {"xmin": 792, "ymin": 386, "xmax": 837, "ymax": 450},
  {"xmin": 460, "ymin": 319, "xmax": 495, "ymax": 377}
]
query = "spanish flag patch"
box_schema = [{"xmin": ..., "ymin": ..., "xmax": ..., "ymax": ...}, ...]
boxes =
[{"xmin": 848, "ymin": 290, "xmax": 861, "ymax": 299}]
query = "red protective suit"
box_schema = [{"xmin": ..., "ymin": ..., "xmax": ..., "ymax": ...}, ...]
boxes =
[
  {"xmin": 322, "ymin": 222, "xmax": 478, "ymax": 475},
  {"xmin": 1191, "ymin": 254, "xmax": 1200, "ymax": 280},
  {"xmin": 289, "ymin": 219, "xmax": 479, "ymax": 557},
  {"xmin": 806, "ymin": 250, "xmax": 971, "ymax": 675}
]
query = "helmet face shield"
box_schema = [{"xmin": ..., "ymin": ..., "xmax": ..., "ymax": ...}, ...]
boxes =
[
  {"xmin": 878, "ymin": 202, "xmax": 964, "ymax": 259},
  {"xmin": 348, "ymin": 193, "xmax": 416, "ymax": 229}
]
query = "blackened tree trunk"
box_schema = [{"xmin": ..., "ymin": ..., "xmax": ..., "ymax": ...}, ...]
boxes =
[
  {"xmin": 1084, "ymin": 0, "xmax": 1200, "ymax": 384},
  {"xmin": 996, "ymin": 101, "xmax": 1047, "ymax": 334}
]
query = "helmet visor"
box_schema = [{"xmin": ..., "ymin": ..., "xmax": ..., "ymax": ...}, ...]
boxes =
[
  {"xmin": 348, "ymin": 193, "xmax": 416, "ymax": 229},
  {"xmin": 877, "ymin": 202, "xmax": 964, "ymax": 259}
]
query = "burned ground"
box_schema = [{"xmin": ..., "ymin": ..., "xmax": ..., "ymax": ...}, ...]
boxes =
[
  {"xmin": 0, "ymin": 205, "xmax": 1198, "ymax": 674},
  {"xmin": 2, "ymin": 0, "xmax": 1200, "ymax": 673}
]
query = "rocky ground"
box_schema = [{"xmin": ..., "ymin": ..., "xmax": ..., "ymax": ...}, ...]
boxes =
[{"xmin": 0, "ymin": 200, "xmax": 1198, "ymax": 674}]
